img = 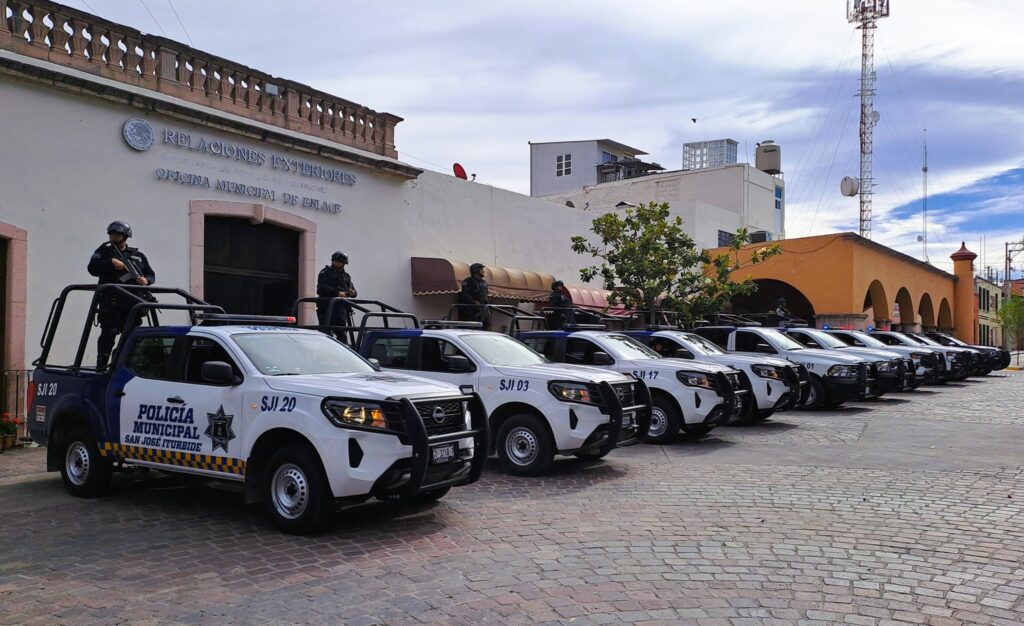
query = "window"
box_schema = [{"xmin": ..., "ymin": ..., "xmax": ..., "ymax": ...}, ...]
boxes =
[
  {"xmin": 556, "ymin": 153, "xmax": 572, "ymax": 177},
  {"xmin": 367, "ymin": 337, "xmax": 411, "ymax": 368},
  {"xmin": 461, "ymin": 334, "xmax": 547, "ymax": 366},
  {"xmin": 601, "ymin": 151, "xmax": 618, "ymax": 164},
  {"xmin": 182, "ymin": 337, "xmax": 240, "ymax": 384},
  {"xmin": 735, "ymin": 331, "xmax": 776, "ymax": 354},
  {"xmin": 521, "ymin": 337, "xmax": 557, "ymax": 360},
  {"xmin": 233, "ymin": 332, "xmax": 372, "ymax": 376},
  {"xmin": 718, "ymin": 230, "xmax": 735, "ymax": 247},
  {"xmin": 126, "ymin": 336, "xmax": 176, "ymax": 380},
  {"xmin": 565, "ymin": 338, "xmax": 605, "ymax": 365},
  {"xmin": 419, "ymin": 338, "xmax": 475, "ymax": 373},
  {"xmin": 790, "ymin": 332, "xmax": 823, "ymax": 349}
]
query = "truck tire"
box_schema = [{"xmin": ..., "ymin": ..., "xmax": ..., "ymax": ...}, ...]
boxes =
[
  {"xmin": 60, "ymin": 427, "xmax": 112, "ymax": 498},
  {"xmin": 645, "ymin": 395, "xmax": 681, "ymax": 444},
  {"xmin": 801, "ymin": 376, "xmax": 827, "ymax": 410},
  {"xmin": 263, "ymin": 444, "xmax": 334, "ymax": 535},
  {"xmin": 496, "ymin": 414, "xmax": 554, "ymax": 476}
]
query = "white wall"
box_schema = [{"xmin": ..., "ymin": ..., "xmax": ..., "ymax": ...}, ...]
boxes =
[
  {"xmin": 547, "ymin": 164, "xmax": 784, "ymax": 249},
  {"xmin": 0, "ymin": 74, "xmax": 604, "ymax": 367}
]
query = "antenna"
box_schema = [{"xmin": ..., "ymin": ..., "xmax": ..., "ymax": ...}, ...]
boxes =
[
  {"xmin": 922, "ymin": 128, "xmax": 929, "ymax": 263},
  {"xmin": 848, "ymin": 0, "xmax": 890, "ymax": 239}
]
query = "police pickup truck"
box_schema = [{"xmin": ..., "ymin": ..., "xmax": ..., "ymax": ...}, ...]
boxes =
[
  {"xmin": 824, "ymin": 329, "xmax": 943, "ymax": 384},
  {"xmin": 906, "ymin": 331, "xmax": 989, "ymax": 376},
  {"xmin": 924, "ymin": 331, "xmax": 1010, "ymax": 372},
  {"xmin": 298, "ymin": 299, "xmax": 650, "ymax": 477},
  {"xmin": 622, "ymin": 328, "xmax": 808, "ymax": 422},
  {"xmin": 358, "ymin": 324, "xmax": 649, "ymax": 476},
  {"xmin": 781, "ymin": 327, "xmax": 917, "ymax": 393},
  {"xmin": 869, "ymin": 330, "xmax": 970, "ymax": 381},
  {"xmin": 692, "ymin": 326, "xmax": 879, "ymax": 409},
  {"xmin": 516, "ymin": 328, "xmax": 746, "ymax": 443},
  {"xmin": 28, "ymin": 286, "xmax": 486, "ymax": 534}
]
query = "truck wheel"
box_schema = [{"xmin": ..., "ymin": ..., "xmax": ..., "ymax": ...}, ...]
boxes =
[
  {"xmin": 263, "ymin": 444, "xmax": 334, "ymax": 535},
  {"xmin": 60, "ymin": 428, "xmax": 112, "ymax": 498},
  {"xmin": 645, "ymin": 396, "xmax": 681, "ymax": 444},
  {"xmin": 496, "ymin": 414, "xmax": 554, "ymax": 476},
  {"xmin": 801, "ymin": 376, "xmax": 826, "ymax": 410}
]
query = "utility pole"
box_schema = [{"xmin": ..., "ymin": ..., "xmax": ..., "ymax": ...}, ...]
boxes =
[{"xmin": 848, "ymin": 0, "xmax": 890, "ymax": 239}]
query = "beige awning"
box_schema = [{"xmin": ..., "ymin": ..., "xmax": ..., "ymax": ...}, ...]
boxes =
[{"xmin": 410, "ymin": 257, "xmax": 556, "ymax": 302}]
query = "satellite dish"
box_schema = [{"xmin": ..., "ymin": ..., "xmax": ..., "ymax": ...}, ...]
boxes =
[
  {"xmin": 871, "ymin": 111, "xmax": 881, "ymax": 123},
  {"xmin": 453, "ymin": 163, "xmax": 468, "ymax": 180},
  {"xmin": 840, "ymin": 176, "xmax": 860, "ymax": 197}
]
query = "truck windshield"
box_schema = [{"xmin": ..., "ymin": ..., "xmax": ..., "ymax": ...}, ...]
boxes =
[
  {"xmin": 676, "ymin": 332, "xmax": 726, "ymax": 355},
  {"xmin": 232, "ymin": 332, "xmax": 375, "ymax": 375},
  {"xmin": 760, "ymin": 329, "xmax": 806, "ymax": 351},
  {"xmin": 601, "ymin": 334, "xmax": 662, "ymax": 360},
  {"xmin": 849, "ymin": 331, "xmax": 889, "ymax": 348},
  {"xmin": 800, "ymin": 329, "xmax": 849, "ymax": 349},
  {"xmin": 461, "ymin": 334, "xmax": 548, "ymax": 366},
  {"xmin": 910, "ymin": 334, "xmax": 942, "ymax": 347}
]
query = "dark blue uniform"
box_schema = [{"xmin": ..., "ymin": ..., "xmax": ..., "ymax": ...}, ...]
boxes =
[
  {"xmin": 548, "ymin": 288, "xmax": 573, "ymax": 329},
  {"xmin": 87, "ymin": 242, "xmax": 156, "ymax": 367},
  {"xmin": 316, "ymin": 265, "xmax": 357, "ymax": 332},
  {"xmin": 458, "ymin": 276, "xmax": 488, "ymax": 322}
]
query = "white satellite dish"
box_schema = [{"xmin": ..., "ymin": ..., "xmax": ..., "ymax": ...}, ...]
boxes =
[
  {"xmin": 840, "ymin": 176, "xmax": 860, "ymax": 197},
  {"xmin": 871, "ymin": 110, "xmax": 881, "ymax": 123}
]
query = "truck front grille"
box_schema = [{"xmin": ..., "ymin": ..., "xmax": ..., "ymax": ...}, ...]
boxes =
[{"xmin": 414, "ymin": 399, "xmax": 467, "ymax": 436}]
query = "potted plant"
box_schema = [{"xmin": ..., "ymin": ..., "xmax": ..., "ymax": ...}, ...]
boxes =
[{"xmin": 0, "ymin": 413, "xmax": 17, "ymax": 451}]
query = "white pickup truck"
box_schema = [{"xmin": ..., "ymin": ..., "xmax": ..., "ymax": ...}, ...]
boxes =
[
  {"xmin": 358, "ymin": 326, "xmax": 650, "ymax": 476},
  {"xmin": 692, "ymin": 325, "xmax": 879, "ymax": 409},
  {"xmin": 623, "ymin": 328, "xmax": 808, "ymax": 421},
  {"xmin": 29, "ymin": 286, "xmax": 487, "ymax": 534},
  {"xmin": 517, "ymin": 329, "xmax": 747, "ymax": 443}
]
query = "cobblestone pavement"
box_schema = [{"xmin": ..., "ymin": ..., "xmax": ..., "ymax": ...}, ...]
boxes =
[{"xmin": 1, "ymin": 374, "xmax": 1021, "ymax": 625}]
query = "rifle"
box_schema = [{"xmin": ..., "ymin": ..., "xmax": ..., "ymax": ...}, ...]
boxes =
[{"xmin": 108, "ymin": 243, "xmax": 157, "ymax": 302}]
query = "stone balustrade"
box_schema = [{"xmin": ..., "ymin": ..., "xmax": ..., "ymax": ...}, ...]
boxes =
[{"xmin": 1, "ymin": 0, "xmax": 401, "ymax": 158}]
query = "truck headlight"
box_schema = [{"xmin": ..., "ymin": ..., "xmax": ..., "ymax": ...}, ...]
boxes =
[
  {"xmin": 910, "ymin": 352, "xmax": 929, "ymax": 362},
  {"xmin": 751, "ymin": 365, "xmax": 784, "ymax": 379},
  {"xmin": 676, "ymin": 371, "xmax": 716, "ymax": 389},
  {"xmin": 875, "ymin": 361, "xmax": 890, "ymax": 372},
  {"xmin": 827, "ymin": 365, "xmax": 855, "ymax": 378},
  {"xmin": 322, "ymin": 399, "xmax": 395, "ymax": 430},
  {"xmin": 549, "ymin": 381, "xmax": 601, "ymax": 404}
]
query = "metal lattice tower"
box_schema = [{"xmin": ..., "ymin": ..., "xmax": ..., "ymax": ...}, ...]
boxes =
[{"xmin": 848, "ymin": 0, "xmax": 890, "ymax": 239}]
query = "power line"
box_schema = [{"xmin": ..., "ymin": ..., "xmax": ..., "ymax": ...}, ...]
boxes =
[
  {"xmin": 138, "ymin": 0, "xmax": 167, "ymax": 36},
  {"xmin": 166, "ymin": 0, "xmax": 195, "ymax": 47},
  {"xmin": 809, "ymin": 93, "xmax": 857, "ymax": 235}
]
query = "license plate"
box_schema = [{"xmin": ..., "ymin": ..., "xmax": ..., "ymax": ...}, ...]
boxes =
[
  {"xmin": 621, "ymin": 411, "xmax": 635, "ymax": 428},
  {"xmin": 431, "ymin": 443, "xmax": 456, "ymax": 465}
]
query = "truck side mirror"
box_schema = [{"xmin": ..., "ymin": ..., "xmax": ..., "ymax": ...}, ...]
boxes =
[
  {"xmin": 446, "ymin": 355, "xmax": 473, "ymax": 372},
  {"xmin": 674, "ymin": 348, "xmax": 695, "ymax": 359},
  {"xmin": 591, "ymin": 351, "xmax": 613, "ymax": 365},
  {"xmin": 367, "ymin": 357, "xmax": 381, "ymax": 368},
  {"xmin": 755, "ymin": 343, "xmax": 776, "ymax": 354},
  {"xmin": 201, "ymin": 361, "xmax": 236, "ymax": 385}
]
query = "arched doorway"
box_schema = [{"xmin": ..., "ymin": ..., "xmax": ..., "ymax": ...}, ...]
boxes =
[
  {"xmin": 204, "ymin": 217, "xmax": 299, "ymax": 316},
  {"xmin": 729, "ymin": 279, "xmax": 815, "ymax": 322},
  {"xmin": 938, "ymin": 298, "xmax": 953, "ymax": 331},
  {"xmin": 862, "ymin": 280, "xmax": 889, "ymax": 329},
  {"xmin": 894, "ymin": 287, "xmax": 916, "ymax": 331},
  {"xmin": 919, "ymin": 293, "xmax": 936, "ymax": 328}
]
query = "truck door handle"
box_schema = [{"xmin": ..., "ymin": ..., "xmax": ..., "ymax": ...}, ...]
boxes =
[{"xmin": 166, "ymin": 396, "xmax": 186, "ymax": 404}]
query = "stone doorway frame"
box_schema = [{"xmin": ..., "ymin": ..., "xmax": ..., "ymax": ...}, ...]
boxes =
[{"xmin": 0, "ymin": 221, "xmax": 28, "ymax": 372}]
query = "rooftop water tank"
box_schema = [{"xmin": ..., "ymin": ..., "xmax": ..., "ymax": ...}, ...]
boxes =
[{"xmin": 755, "ymin": 140, "xmax": 782, "ymax": 175}]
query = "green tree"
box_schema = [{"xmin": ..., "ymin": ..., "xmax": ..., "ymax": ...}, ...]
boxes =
[
  {"xmin": 570, "ymin": 201, "xmax": 780, "ymax": 324},
  {"xmin": 997, "ymin": 295, "xmax": 1024, "ymax": 364}
]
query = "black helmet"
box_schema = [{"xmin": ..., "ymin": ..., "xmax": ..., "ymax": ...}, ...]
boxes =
[
  {"xmin": 331, "ymin": 251, "xmax": 348, "ymax": 263},
  {"xmin": 107, "ymin": 221, "xmax": 132, "ymax": 238},
  {"xmin": 551, "ymin": 280, "xmax": 564, "ymax": 290},
  {"xmin": 469, "ymin": 262, "xmax": 485, "ymax": 275}
]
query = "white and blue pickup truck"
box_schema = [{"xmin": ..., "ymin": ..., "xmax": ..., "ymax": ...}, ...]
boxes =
[
  {"xmin": 28, "ymin": 285, "xmax": 487, "ymax": 534},
  {"xmin": 356, "ymin": 324, "xmax": 650, "ymax": 476},
  {"xmin": 516, "ymin": 329, "xmax": 747, "ymax": 443}
]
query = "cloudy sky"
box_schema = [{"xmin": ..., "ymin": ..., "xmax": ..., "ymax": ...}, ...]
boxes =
[{"xmin": 77, "ymin": 0, "xmax": 1024, "ymax": 275}]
